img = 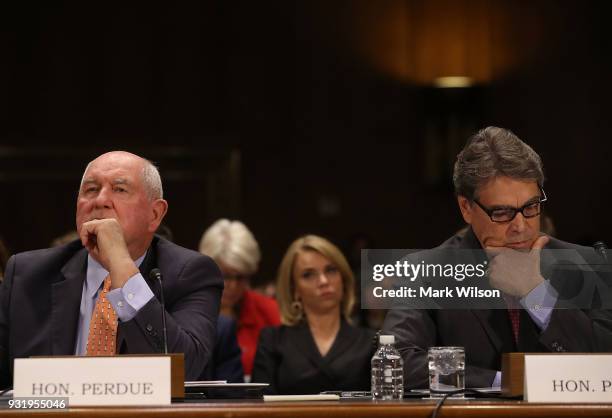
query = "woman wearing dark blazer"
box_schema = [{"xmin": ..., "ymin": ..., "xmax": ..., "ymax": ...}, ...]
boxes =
[{"xmin": 252, "ymin": 235, "xmax": 375, "ymax": 394}]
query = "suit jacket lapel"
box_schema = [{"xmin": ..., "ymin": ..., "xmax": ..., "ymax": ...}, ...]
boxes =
[
  {"xmin": 285, "ymin": 323, "xmax": 340, "ymax": 383},
  {"xmin": 288, "ymin": 321, "xmax": 357, "ymax": 384},
  {"xmin": 470, "ymin": 309, "xmax": 506, "ymax": 353},
  {"xmin": 52, "ymin": 249, "xmax": 88, "ymax": 355},
  {"xmin": 323, "ymin": 320, "xmax": 356, "ymax": 364},
  {"xmin": 289, "ymin": 323, "xmax": 322, "ymax": 369},
  {"xmin": 461, "ymin": 229, "xmax": 515, "ymax": 353}
]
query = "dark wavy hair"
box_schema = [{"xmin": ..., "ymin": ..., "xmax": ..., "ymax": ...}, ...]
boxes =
[{"xmin": 453, "ymin": 126, "xmax": 544, "ymax": 200}]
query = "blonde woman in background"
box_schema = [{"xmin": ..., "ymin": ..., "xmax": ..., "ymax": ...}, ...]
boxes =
[
  {"xmin": 199, "ymin": 219, "xmax": 280, "ymax": 378},
  {"xmin": 252, "ymin": 235, "xmax": 374, "ymax": 394}
]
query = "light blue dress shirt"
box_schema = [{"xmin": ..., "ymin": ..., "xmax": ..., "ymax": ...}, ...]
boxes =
[{"xmin": 74, "ymin": 253, "xmax": 154, "ymax": 355}]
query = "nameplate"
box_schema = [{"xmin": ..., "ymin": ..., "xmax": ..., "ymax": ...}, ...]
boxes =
[
  {"xmin": 13, "ymin": 357, "xmax": 171, "ymax": 406},
  {"xmin": 524, "ymin": 354, "xmax": 612, "ymax": 402}
]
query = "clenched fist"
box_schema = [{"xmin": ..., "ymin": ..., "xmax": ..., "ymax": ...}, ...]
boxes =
[
  {"xmin": 485, "ymin": 235, "xmax": 550, "ymax": 297},
  {"xmin": 79, "ymin": 218, "xmax": 139, "ymax": 289}
]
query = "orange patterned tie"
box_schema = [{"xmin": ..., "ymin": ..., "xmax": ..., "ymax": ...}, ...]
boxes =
[{"xmin": 86, "ymin": 275, "xmax": 118, "ymax": 356}]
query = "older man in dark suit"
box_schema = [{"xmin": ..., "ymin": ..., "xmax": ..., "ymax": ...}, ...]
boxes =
[
  {"xmin": 383, "ymin": 127, "xmax": 612, "ymax": 389},
  {"xmin": 0, "ymin": 151, "xmax": 223, "ymax": 388}
]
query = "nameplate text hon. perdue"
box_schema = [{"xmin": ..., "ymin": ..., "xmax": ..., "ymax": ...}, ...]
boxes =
[{"xmin": 13, "ymin": 357, "xmax": 171, "ymax": 406}]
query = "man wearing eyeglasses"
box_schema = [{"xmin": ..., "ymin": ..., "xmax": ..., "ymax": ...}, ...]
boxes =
[{"xmin": 384, "ymin": 126, "xmax": 612, "ymax": 389}]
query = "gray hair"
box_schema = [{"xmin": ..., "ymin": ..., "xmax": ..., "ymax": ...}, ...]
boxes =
[
  {"xmin": 199, "ymin": 219, "xmax": 261, "ymax": 276},
  {"xmin": 453, "ymin": 126, "xmax": 544, "ymax": 200},
  {"xmin": 142, "ymin": 160, "xmax": 163, "ymax": 200},
  {"xmin": 80, "ymin": 153, "xmax": 163, "ymax": 201}
]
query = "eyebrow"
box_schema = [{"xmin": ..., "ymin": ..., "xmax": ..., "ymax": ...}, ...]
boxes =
[
  {"xmin": 81, "ymin": 179, "xmax": 98, "ymax": 188},
  {"xmin": 488, "ymin": 195, "xmax": 541, "ymax": 210},
  {"xmin": 80, "ymin": 178, "xmax": 132, "ymax": 188},
  {"xmin": 301, "ymin": 263, "xmax": 336, "ymax": 271},
  {"xmin": 324, "ymin": 263, "xmax": 337, "ymax": 269},
  {"xmin": 112, "ymin": 178, "xmax": 130, "ymax": 186}
]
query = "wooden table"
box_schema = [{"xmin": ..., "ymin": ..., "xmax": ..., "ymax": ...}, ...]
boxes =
[{"xmin": 2, "ymin": 399, "xmax": 612, "ymax": 418}]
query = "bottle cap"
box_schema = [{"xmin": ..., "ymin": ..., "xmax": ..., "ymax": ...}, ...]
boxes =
[{"xmin": 379, "ymin": 335, "xmax": 395, "ymax": 345}]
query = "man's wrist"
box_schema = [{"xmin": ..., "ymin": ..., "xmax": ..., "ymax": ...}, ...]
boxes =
[
  {"xmin": 107, "ymin": 274, "xmax": 154, "ymax": 321},
  {"xmin": 109, "ymin": 258, "xmax": 139, "ymax": 289},
  {"xmin": 520, "ymin": 274, "xmax": 545, "ymax": 297}
]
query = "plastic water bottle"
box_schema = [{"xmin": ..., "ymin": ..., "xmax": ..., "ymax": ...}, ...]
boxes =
[{"xmin": 371, "ymin": 334, "xmax": 404, "ymax": 400}]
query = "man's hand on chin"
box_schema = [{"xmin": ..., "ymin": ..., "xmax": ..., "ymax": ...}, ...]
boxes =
[
  {"xmin": 485, "ymin": 235, "xmax": 550, "ymax": 297},
  {"xmin": 79, "ymin": 218, "xmax": 139, "ymax": 289}
]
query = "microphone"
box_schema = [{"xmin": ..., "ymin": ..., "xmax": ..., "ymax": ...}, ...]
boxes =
[
  {"xmin": 593, "ymin": 241, "xmax": 608, "ymax": 262},
  {"xmin": 149, "ymin": 268, "xmax": 168, "ymax": 354}
]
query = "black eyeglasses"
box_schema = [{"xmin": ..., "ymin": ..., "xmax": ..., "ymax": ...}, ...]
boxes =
[{"xmin": 473, "ymin": 187, "xmax": 547, "ymax": 223}]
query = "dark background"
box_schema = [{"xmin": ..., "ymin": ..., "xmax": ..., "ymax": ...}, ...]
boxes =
[{"xmin": 1, "ymin": 0, "xmax": 611, "ymax": 283}]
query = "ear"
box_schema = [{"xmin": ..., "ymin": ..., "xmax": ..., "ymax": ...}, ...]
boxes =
[
  {"xmin": 148, "ymin": 199, "xmax": 169, "ymax": 232},
  {"xmin": 457, "ymin": 196, "xmax": 473, "ymax": 225}
]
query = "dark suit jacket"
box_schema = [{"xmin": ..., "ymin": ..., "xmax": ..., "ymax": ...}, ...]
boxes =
[
  {"xmin": 383, "ymin": 228, "xmax": 612, "ymax": 389},
  {"xmin": 252, "ymin": 320, "xmax": 375, "ymax": 394},
  {"xmin": 0, "ymin": 236, "xmax": 223, "ymax": 388},
  {"xmin": 200, "ymin": 314, "xmax": 244, "ymax": 383}
]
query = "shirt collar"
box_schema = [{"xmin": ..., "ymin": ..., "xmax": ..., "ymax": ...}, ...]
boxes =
[{"xmin": 85, "ymin": 251, "xmax": 147, "ymax": 299}]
